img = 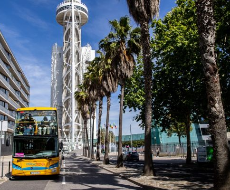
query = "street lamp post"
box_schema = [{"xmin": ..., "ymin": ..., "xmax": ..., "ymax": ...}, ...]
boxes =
[
  {"xmin": 0, "ymin": 120, "xmax": 3, "ymax": 161},
  {"xmin": 130, "ymin": 124, "xmax": 132, "ymax": 151},
  {"xmin": 100, "ymin": 126, "xmax": 101, "ymax": 154},
  {"xmin": 109, "ymin": 132, "xmax": 111, "ymax": 153}
]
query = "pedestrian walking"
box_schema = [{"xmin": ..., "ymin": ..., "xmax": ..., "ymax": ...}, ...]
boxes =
[{"xmin": 156, "ymin": 148, "xmax": 160, "ymax": 157}]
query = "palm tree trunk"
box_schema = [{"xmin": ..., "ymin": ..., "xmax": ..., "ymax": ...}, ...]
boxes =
[
  {"xmin": 117, "ymin": 83, "xmax": 124, "ymax": 167},
  {"xmin": 141, "ymin": 21, "xmax": 155, "ymax": 176},
  {"xmin": 196, "ymin": 1, "xmax": 230, "ymax": 189},
  {"xmin": 85, "ymin": 120, "xmax": 90, "ymax": 158},
  {"xmin": 91, "ymin": 103, "xmax": 96, "ymax": 160},
  {"xmin": 83, "ymin": 120, "xmax": 86, "ymax": 157},
  {"xmin": 96, "ymin": 97, "xmax": 103, "ymax": 161},
  {"xmin": 104, "ymin": 94, "xmax": 111, "ymax": 164},
  {"xmin": 84, "ymin": 119, "xmax": 89, "ymax": 157}
]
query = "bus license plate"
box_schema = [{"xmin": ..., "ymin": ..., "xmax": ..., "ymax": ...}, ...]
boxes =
[{"xmin": 30, "ymin": 172, "xmax": 40, "ymax": 175}]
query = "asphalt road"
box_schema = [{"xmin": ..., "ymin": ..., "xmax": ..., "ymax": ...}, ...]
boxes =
[{"xmin": 0, "ymin": 154, "xmax": 142, "ymax": 190}]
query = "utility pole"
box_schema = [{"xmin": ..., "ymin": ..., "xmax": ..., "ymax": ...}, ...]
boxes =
[
  {"xmin": 100, "ymin": 125, "xmax": 101, "ymax": 154},
  {"xmin": 130, "ymin": 124, "xmax": 132, "ymax": 151},
  {"xmin": 109, "ymin": 132, "xmax": 111, "ymax": 153},
  {"xmin": 0, "ymin": 120, "xmax": 3, "ymax": 162}
]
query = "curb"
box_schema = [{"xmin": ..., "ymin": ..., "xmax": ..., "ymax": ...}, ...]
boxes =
[{"xmin": 81, "ymin": 157, "xmax": 155, "ymax": 190}]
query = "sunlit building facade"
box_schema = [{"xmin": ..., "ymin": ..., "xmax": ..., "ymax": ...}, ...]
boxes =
[{"xmin": 0, "ymin": 30, "xmax": 30, "ymax": 155}]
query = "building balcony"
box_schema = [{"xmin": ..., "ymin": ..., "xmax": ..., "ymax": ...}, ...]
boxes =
[
  {"xmin": 0, "ymin": 43, "xmax": 30, "ymax": 94},
  {"xmin": 0, "ymin": 90, "xmax": 19, "ymax": 109},
  {"xmin": 0, "ymin": 74, "xmax": 27, "ymax": 108}
]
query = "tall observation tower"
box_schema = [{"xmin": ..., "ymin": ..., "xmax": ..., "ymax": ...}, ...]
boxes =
[{"xmin": 54, "ymin": 0, "xmax": 91, "ymax": 151}]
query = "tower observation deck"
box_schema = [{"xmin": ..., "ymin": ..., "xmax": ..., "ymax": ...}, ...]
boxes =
[
  {"xmin": 55, "ymin": 0, "xmax": 89, "ymax": 151},
  {"xmin": 56, "ymin": 0, "xmax": 88, "ymax": 26}
]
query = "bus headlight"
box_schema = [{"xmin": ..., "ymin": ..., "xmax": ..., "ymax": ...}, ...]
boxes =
[{"xmin": 49, "ymin": 162, "xmax": 59, "ymax": 172}]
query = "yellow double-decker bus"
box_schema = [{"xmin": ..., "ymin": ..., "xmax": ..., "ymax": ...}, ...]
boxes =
[{"xmin": 12, "ymin": 107, "xmax": 63, "ymax": 177}]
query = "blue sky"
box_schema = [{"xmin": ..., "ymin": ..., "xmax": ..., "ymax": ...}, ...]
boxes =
[{"xmin": 0, "ymin": 0, "xmax": 176, "ymax": 135}]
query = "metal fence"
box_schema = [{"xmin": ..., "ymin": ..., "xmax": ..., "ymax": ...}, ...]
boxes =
[
  {"xmin": 123, "ymin": 141, "xmax": 211, "ymax": 158},
  {"xmin": 150, "ymin": 142, "xmax": 201, "ymax": 157}
]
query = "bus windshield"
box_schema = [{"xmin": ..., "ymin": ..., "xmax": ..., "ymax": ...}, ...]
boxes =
[
  {"xmin": 14, "ymin": 110, "xmax": 58, "ymax": 136},
  {"xmin": 13, "ymin": 137, "xmax": 58, "ymax": 158}
]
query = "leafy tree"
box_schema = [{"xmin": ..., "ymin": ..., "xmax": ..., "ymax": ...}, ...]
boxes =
[
  {"xmin": 166, "ymin": 119, "xmax": 191, "ymax": 146},
  {"xmin": 215, "ymin": 0, "xmax": 230, "ymax": 128},
  {"xmin": 123, "ymin": 140, "xmax": 144, "ymax": 148},
  {"xmin": 196, "ymin": 0, "xmax": 230, "ymax": 189},
  {"xmin": 124, "ymin": 56, "xmax": 145, "ymax": 113},
  {"xmin": 151, "ymin": 0, "xmax": 207, "ymax": 164},
  {"xmin": 126, "ymin": 0, "xmax": 160, "ymax": 176}
]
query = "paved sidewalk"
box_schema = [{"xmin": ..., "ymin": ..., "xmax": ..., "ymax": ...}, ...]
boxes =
[
  {"xmin": 84, "ymin": 154, "xmax": 214, "ymax": 190},
  {"xmin": 0, "ymin": 155, "xmax": 12, "ymax": 184}
]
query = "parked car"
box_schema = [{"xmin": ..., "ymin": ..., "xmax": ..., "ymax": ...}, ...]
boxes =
[{"xmin": 123, "ymin": 151, "xmax": 139, "ymax": 161}]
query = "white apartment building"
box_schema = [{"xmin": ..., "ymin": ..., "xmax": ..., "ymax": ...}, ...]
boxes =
[{"xmin": 0, "ymin": 30, "xmax": 30, "ymax": 155}]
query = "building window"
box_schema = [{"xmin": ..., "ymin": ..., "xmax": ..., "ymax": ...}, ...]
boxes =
[
  {"xmin": 0, "ymin": 100, "xmax": 8, "ymax": 109},
  {"xmin": 4, "ymin": 48, "xmax": 12, "ymax": 60},
  {"xmin": 2, "ymin": 60, "xmax": 11, "ymax": 70},
  {"xmin": 15, "ymin": 90, "xmax": 21, "ymax": 97},
  {"xmin": 0, "ymin": 73, "xmax": 10, "ymax": 83},
  {"xmin": 0, "ymin": 114, "xmax": 7, "ymax": 120},
  {"xmin": 0, "ymin": 87, "xmax": 9, "ymax": 95}
]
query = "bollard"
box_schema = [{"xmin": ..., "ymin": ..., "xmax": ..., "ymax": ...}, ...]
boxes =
[
  {"xmin": 9, "ymin": 161, "xmax": 10, "ymax": 173},
  {"xmin": 1, "ymin": 162, "xmax": 3, "ymax": 178}
]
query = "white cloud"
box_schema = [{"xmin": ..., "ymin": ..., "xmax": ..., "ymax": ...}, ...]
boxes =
[
  {"xmin": 16, "ymin": 56, "xmax": 51, "ymax": 107},
  {"xmin": 0, "ymin": 24, "xmax": 20, "ymax": 38},
  {"xmin": 0, "ymin": 24, "xmax": 51, "ymax": 107},
  {"xmin": 12, "ymin": 3, "xmax": 49, "ymax": 30}
]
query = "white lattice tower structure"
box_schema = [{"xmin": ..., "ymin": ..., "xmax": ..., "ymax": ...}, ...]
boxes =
[{"xmin": 56, "ymin": 0, "xmax": 88, "ymax": 150}]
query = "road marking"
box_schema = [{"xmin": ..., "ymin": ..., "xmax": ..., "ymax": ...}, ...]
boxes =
[
  {"xmin": 62, "ymin": 176, "xmax": 66, "ymax": 185},
  {"xmin": 62, "ymin": 160, "xmax": 66, "ymax": 185}
]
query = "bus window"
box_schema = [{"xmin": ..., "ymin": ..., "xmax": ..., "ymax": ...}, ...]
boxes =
[{"xmin": 15, "ymin": 110, "xmax": 58, "ymax": 136}]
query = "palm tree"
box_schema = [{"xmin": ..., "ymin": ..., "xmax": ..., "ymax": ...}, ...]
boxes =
[
  {"xmin": 101, "ymin": 16, "xmax": 141, "ymax": 167},
  {"xmin": 85, "ymin": 43, "xmax": 118, "ymax": 164},
  {"xmin": 126, "ymin": 0, "xmax": 160, "ymax": 176},
  {"xmin": 84, "ymin": 51, "xmax": 107, "ymax": 161},
  {"xmin": 91, "ymin": 52, "xmax": 106, "ymax": 161},
  {"xmin": 102, "ymin": 70, "xmax": 118, "ymax": 164},
  {"xmin": 99, "ymin": 42, "xmax": 119, "ymax": 164},
  {"xmin": 196, "ymin": 0, "xmax": 230, "ymax": 189},
  {"xmin": 83, "ymin": 68, "xmax": 99, "ymax": 160},
  {"xmin": 96, "ymin": 96, "xmax": 103, "ymax": 160},
  {"xmin": 75, "ymin": 86, "xmax": 90, "ymax": 157}
]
